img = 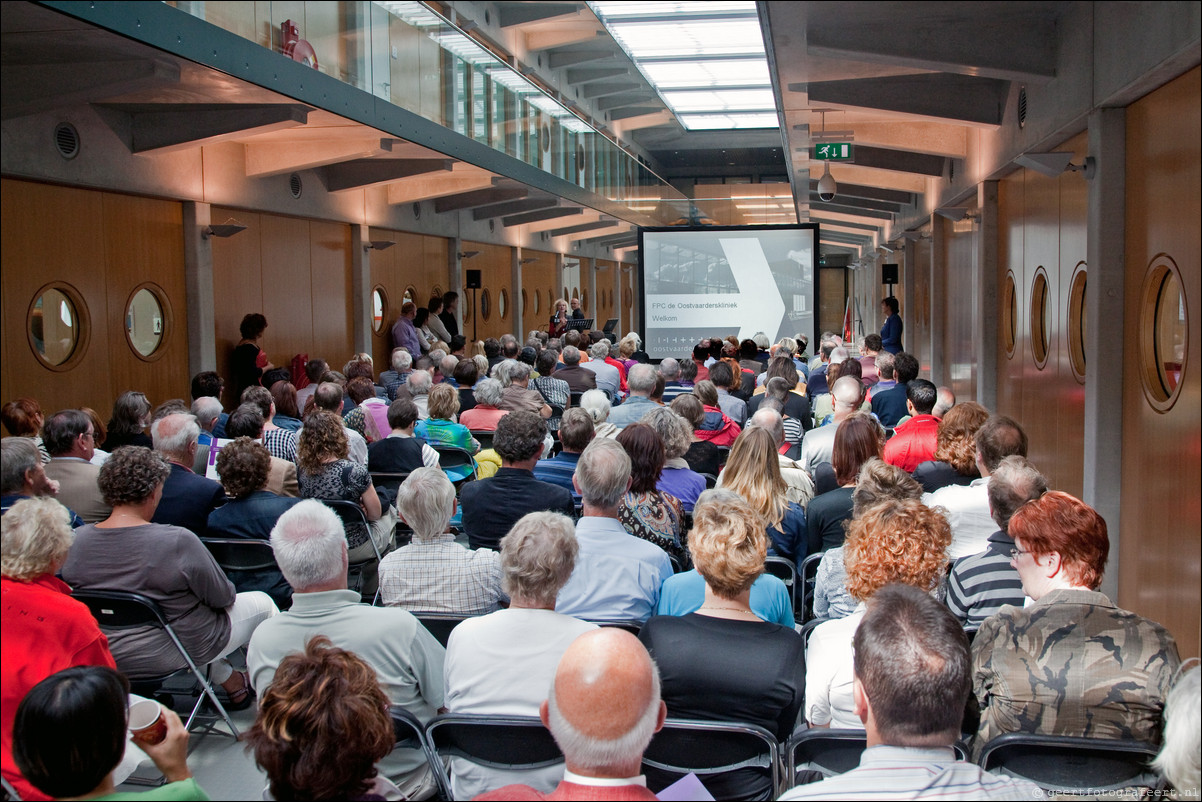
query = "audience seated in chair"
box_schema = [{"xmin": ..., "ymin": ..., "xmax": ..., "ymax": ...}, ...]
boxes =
[
  {"xmin": 639, "ymin": 406, "xmax": 706, "ymax": 513},
  {"xmin": 1, "ymin": 498, "xmax": 119, "ymax": 800},
  {"xmin": 41, "ymin": 409, "xmax": 111, "ymax": 524},
  {"xmin": 248, "ymin": 500, "xmax": 445, "ymax": 799},
  {"xmin": 715, "ymin": 426, "xmax": 807, "ymax": 566},
  {"xmin": 150, "ymin": 413, "xmax": 226, "ymax": 539},
  {"xmin": 444, "ymin": 511, "xmax": 598, "ymax": 799},
  {"xmin": 944, "ymin": 456, "xmax": 1047, "ymax": 632},
  {"xmin": 639, "ymin": 489, "xmax": 805, "ymax": 800},
  {"xmin": 379, "ymin": 467, "xmax": 504, "ymax": 615},
  {"xmin": 247, "ymin": 636, "xmax": 400, "ymax": 801},
  {"xmin": 477, "ymin": 628, "xmax": 665, "ymax": 802},
  {"xmin": 554, "ymin": 439, "xmax": 673, "ymax": 623},
  {"xmin": 223, "ymin": 403, "xmax": 300, "ymax": 498},
  {"xmin": 882, "ymin": 379, "xmax": 941, "ymax": 473},
  {"xmin": 615, "ymin": 424, "xmax": 686, "ymax": 562},
  {"xmin": 779, "ymin": 585, "xmax": 1041, "ymax": 800},
  {"xmin": 971, "ymin": 491, "xmax": 1180, "ymax": 758},
  {"xmin": 912, "ymin": 401, "xmax": 989, "ymax": 494},
  {"xmin": 459, "ymin": 411, "xmax": 574, "ymax": 552},
  {"xmin": 534, "ymin": 407, "xmax": 594, "ymax": 501},
  {"xmin": 13, "ymin": 666, "xmax": 206, "ymax": 801},
  {"xmin": 0, "ymin": 437, "xmax": 84, "ymax": 526},
  {"xmin": 367, "ymin": 397, "xmax": 441, "ymax": 478}
]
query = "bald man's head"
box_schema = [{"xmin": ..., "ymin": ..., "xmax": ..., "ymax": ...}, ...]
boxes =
[
  {"xmin": 750, "ymin": 407, "xmax": 785, "ymax": 446},
  {"xmin": 832, "ymin": 375, "xmax": 866, "ymax": 418},
  {"xmin": 542, "ymin": 629, "xmax": 665, "ymax": 776}
]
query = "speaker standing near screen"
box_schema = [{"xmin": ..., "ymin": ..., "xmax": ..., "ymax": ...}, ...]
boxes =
[
  {"xmin": 880, "ymin": 296, "xmax": 903, "ymax": 355},
  {"xmin": 549, "ymin": 298, "xmax": 570, "ymax": 338}
]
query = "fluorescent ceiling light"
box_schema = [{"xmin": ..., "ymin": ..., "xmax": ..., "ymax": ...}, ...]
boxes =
[{"xmin": 591, "ymin": 1, "xmax": 776, "ymax": 131}]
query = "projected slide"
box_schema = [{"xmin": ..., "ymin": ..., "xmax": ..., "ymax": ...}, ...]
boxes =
[{"xmin": 639, "ymin": 225, "xmax": 817, "ymax": 360}]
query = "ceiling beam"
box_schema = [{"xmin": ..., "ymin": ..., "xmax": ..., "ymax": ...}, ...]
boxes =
[
  {"xmin": 472, "ymin": 197, "xmax": 558, "ymax": 220},
  {"xmin": 324, "ymin": 159, "xmax": 452, "ymax": 192},
  {"xmin": 522, "ymin": 208, "xmax": 590, "ymax": 232},
  {"xmin": 807, "ymin": 179, "xmax": 915, "ymax": 205},
  {"xmin": 386, "ymin": 168, "xmax": 499, "ymax": 205},
  {"xmin": 497, "ymin": 2, "xmax": 582, "ymax": 27},
  {"xmin": 809, "ymin": 201, "xmax": 894, "ymax": 220},
  {"xmin": 847, "ymin": 145, "xmax": 947, "ymax": 177},
  {"xmin": 503, "ymin": 206, "xmax": 581, "ymax": 227},
  {"xmin": 596, "ymin": 92, "xmax": 656, "ymax": 111},
  {"xmin": 807, "ymin": 192, "xmax": 906, "ymax": 213},
  {"xmin": 581, "ymin": 81, "xmax": 642, "ymax": 99},
  {"xmin": 548, "ymin": 48, "xmax": 619, "ymax": 69},
  {"xmin": 525, "ymin": 23, "xmax": 602, "ymax": 51},
  {"xmin": 434, "ymin": 187, "xmax": 528, "ymax": 213},
  {"xmin": 105, "ymin": 103, "xmax": 310, "ymax": 154},
  {"xmin": 245, "ymin": 137, "xmax": 397, "ymax": 178},
  {"xmin": 2, "ymin": 58, "xmax": 180, "ymax": 120},
  {"xmin": 552, "ymin": 219, "xmax": 619, "ymax": 238},
  {"xmin": 810, "ymin": 216, "xmax": 884, "ymax": 233},
  {"xmin": 802, "ymin": 73, "xmax": 1009, "ymax": 127},
  {"xmin": 565, "ymin": 66, "xmax": 630, "ymax": 83},
  {"xmin": 607, "ymin": 105, "xmax": 666, "ymax": 121}
]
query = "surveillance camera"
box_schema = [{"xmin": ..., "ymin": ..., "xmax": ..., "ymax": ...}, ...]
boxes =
[{"xmin": 817, "ymin": 170, "xmax": 837, "ymax": 202}]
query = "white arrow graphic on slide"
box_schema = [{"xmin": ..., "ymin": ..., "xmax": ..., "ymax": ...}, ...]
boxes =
[{"xmin": 647, "ymin": 237, "xmax": 786, "ymax": 340}]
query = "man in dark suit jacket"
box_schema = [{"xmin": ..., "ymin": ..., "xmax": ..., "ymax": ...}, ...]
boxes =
[
  {"xmin": 459, "ymin": 411, "xmax": 573, "ymax": 551},
  {"xmin": 870, "ymin": 351, "xmax": 920, "ymax": 427},
  {"xmin": 555, "ymin": 345, "xmax": 598, "ymax": 394},
  {"xmin": 150, "ymin": 413, "xmax": 225, "ymax": 538}
]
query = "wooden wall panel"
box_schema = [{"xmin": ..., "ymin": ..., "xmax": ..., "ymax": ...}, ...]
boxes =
[
  {"xmin": 1054, "ymin": 133, "xmax": 1088, "ymax": 498},
  {"xmin": 367, "ymin": 228, "xmax": 448, "ymax": 368},
  {"xmin": 259, "ymin": 214, "xmax": 313, "ymax": 366},
  {"xmin": 1, "ymin": 181, "xmax": 188, "ymax": 418},
  {"xmin": 595, "ymin": 259, "xmax": 616, "ymax": 328},
  {"xmin": 1120, "ymin": 66, "xmax": 1201, "ymax": 659},
  {"xmin": 521, "ymin": 249, "xmax": 558, "ymax": 333},
  {"xmin": 100, "ymin": 193, "xmax": 189, "ymax": 407},
  {"xmin": 461, "ymin": 241, "xmax": 511, "ymax": 343},
  {"xmin": 307, "ymin": 220, "xmax": 352, "ymax": 363},
  {"xmin": 211, "ymin": 208, "xmax": 265, "ymax": 395},
  {"xmin": 944, "ymin": 226, "xmax": 978, "ymax": 401}
]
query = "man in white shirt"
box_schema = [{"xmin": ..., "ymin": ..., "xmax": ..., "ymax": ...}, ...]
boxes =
[
  {"xmin": 924, "ymin": 415, "xmax": 1028, "ymax": 559},
  {"xmin": 555, "ymin": 439, "xmax": 673, "ymax": 622},
  {"xmin": 443, "ymin": 510, "xmax": 598, "ymax": 799}
]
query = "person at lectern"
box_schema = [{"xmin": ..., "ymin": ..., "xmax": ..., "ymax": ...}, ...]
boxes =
[
  {"xmin": 569, "ymin": 297, "xmax": 585, "ymax": 320},
  {"xmin": 549, "ymin": 299, "xmax": 570, "ymax": 338}
]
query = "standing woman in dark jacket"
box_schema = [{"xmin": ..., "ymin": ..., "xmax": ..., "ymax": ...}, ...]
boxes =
[{"xmin": 231, "ymin": 313, "xmax": 274, "ymax": 402}]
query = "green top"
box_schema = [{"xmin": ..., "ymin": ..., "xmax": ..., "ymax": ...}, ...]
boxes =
[{"xmin": 97, "ymin": 778, "xmax": 210, "ymax": 801}]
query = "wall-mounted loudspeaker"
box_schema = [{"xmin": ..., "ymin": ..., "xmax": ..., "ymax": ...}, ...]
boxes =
[
  {"xmin": 882, "ymin": 263, "xmax": 899, "ymax": 285},
  {"xmin": 465, "ymin": 269, "xmax": 482, "ymax": 289}
]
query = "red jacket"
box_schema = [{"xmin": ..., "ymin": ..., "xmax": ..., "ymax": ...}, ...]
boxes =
[
  {"xmin": 477, "ymin": 780, "xmax": 658, "ymax": 801},
  {"xmin": 883, "ymin": 414, "xmax": 941, "ymax": 473}
]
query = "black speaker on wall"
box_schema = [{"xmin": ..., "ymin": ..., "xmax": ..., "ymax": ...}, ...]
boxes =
[
  {"xmin": 465, "ymin": 269, "xmax": 482, "ymax": 289},
  {"xmin": 882, "ymin": 263, "xmax": 899, "ymax": 285}
]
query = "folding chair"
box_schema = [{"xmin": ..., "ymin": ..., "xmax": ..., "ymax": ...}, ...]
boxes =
[
  {"xmin": 390, "ymin": 707, "xmax": 429, "ymax": 757},
  {"xmin": 319, "ymin": 499, "xmax": 385, "ymax": 604},
  {"xmin": 424, "ymin": 714, "xmax": 563, "ymax": 801},
  {"xmin": 800, "ymin": 617, "xmax": 831, "ymax": 651},
  {"xmin": 71, "ymin": 589, "xmax": 239, "ymax": 738},
  {"xmin": 468, "ymin": 430, "xmax": 494, "ymax": 452},
  {"xmin": 716, "ymin": 446, "xmax": 731, "ymax": 469},
  {"xmin": 701, "ymin": 472, "xmax": 718, "ymax": 489},
  {"xmin": 641, "ymin": 719, "xmax": 782, "ymax": 801},
  {"xmin": 798, "ymin": 552, "xmax": 823, "ymax": 622},
  {"xmin": 977, "ymin": 733, "xmax": 1163, "ymax": 793},
  {"xmin": 432, "ymin": 444, "xmax": 478, "ymax": 488},
  {"xmin": 201, "ymin": 537, "xmax": 291, "ymax": 609},
  {"xmin": 764, "ymin": 555, "xmax": 798, "ymax": 613},
  {"xmin": 412, "ymin": 612, "xmax": 470, "ymax": 647},
  {"xmin": 370, "ymin": 470, "xmax": 411, "ymax": 498},
  {"xmin": 785, "ymin": 729, "xmax": 969, "ymax": 786}
]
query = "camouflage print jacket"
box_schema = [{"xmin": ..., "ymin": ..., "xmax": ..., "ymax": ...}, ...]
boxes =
[{"xmin": 971, "ymin": 588, "xmax": 1179, "ymax": 759}]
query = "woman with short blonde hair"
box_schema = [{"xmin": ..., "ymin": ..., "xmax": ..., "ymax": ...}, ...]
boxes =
[
  {"xmin": 416, "ymin": 384, "xmax": 479, "ymax": 484},
  {"xmin": 638, "ymin": 489, "xmax": 805, "ymax": 799}
]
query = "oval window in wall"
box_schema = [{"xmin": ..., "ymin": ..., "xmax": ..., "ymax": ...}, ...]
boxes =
[
  {"xmin": 498, "ymin": 288, "xmax": 508, "ymax": 320},
  {"xmin": 623, "ymin": 286, "xmax": 633, "ymax": 310},
  {"xmin": 1002, "ymin": 271, "xmax": 1018, "ymax": 357},
  {"xmin": 533, "ymin": 288, "xmax": 541, "ymax": 316},
  {"xmin": 1030, "ymin": 268, "xmax": 1050, "ymax": 368},
  {"xmin": 521, "ymin": 289, "xmax": 528, "ymax": 317},
  {"xmin": 402, "ymin": 286, "xmax": 415, "ymax": 307},
  {"xmin": 28, "ymin": 283, "xmax": 87, "ymax": 369},
  {"xmin": 1068, "ymin": 264, "xmax": 1087, "ymax": 382},
  {"xmin": 371, "ymin": 286, "xmax": 387, "ymax": 334},
  {"xmin": 125, "ymin": 285, "xmax": 168, "ymax": 360},
  {"xmin": 480, "ymin": 289, "xmax": 492, "ymax": 322},
  {"xmin": 581, "ymin": 289, "xmax": 588, "ymax": 312},
  {"xmin": 1139, "ymin": 256, "xmax": 1187, "ymax": 411}
]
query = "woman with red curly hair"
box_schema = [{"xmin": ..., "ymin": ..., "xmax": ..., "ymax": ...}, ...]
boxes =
[
  {"xmin": 971, "ymin": 491, "xmax": 1180, "ymax": 757},
  {"xmin": 804, "ymin": 498, "xmax": 951, "ymax": 730}
]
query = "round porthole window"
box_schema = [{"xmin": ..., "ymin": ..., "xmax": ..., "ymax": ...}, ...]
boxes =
[
  {"xmin": 1068, "ymin": 264, "xmax": 1087, "ymax": 381},
  {"xmin": 125, "ymin": 285, "xmax": 169, "ymax": 360},
  {"xmin": 1002, "ymin": 272, "xmax": 1018, "ymax": 357},
  {"xmin": 1030, "ymin": 268, "xmax": 1050, "ymax": 368},
  {"xmin": 402, "ymin": 286, "xmax": 415, "ymax": 307},
  {"xmin": 581, "ymin": 290, "xmax": 588, "ymax": 312},
  {"xmin": 372, "ymin": 286, "xmax": 387, "ymax": 334},
  {"xmin": 533, "ymin": 288, "xmax": 541, "ymax": 316},
  {"xmin": 1139, "ymin": 256, "xmax": 1187, "ymax": 411},
  {"xmin": 28, "ymin": 283, "xmax": 87, "ymax": 369},
  {"xmin": 498, "ymin": 288, "xmax": 508, "ymax": 320},
  {"xmin": 480, "ymin": 289, "xmax": 492, "ymax": 322}
]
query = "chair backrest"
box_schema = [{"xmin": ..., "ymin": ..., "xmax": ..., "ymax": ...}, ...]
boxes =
[
  {"xmin": 425, "ymin": 714, "xmax": 563, "ymax": 801},
  {"xmin": 787, "ymin": 729, "xmax": 968, "ymax": 786},
  {"xmin": 799, "ymin": 617, "xmax": 831, "ymax": 651},
  {"xmin": 701, "ymin": 472, "xmax": 718, "ymax": 489},
  {"xmin": 642, "ymin": 718, "xmax": 782, "ymax": 800},
  {"xmin": 798, "ymin": 552, "xmax": 823, "ymax": 622},
  {"xmin": 413, "ymin": 613, "xmax": 470, "ymax": 647},
  {"xmin": 433, "ymin": 444, "xmax": 478, "ymax": 483},
  {"xmin": 318, "ymin": 499, "xmax": 382, "ymax": 598},
  {"xmin": 201, "ymin": 538, "xmax": 278, "ymax": 572},
  {"xmin": 764, "ymin": 555, "xmax": 798, "ymax": 612},
  {"xmin": 390, "ymin": 707, "xmax": 428, "ymax": 753},
  {"xmin": 568, "ymin": 391, "xmax": 585, "ymax": 408},
  {"xmin": 72, "ymin": 589, "xmax": 167, "ymax": 631},
  {"xmin": 370, "ymin": 471, "xmax": 411, "ymax": 497},
  {"xmin": 586, "ymin": 620, "xmax": 643, "ymax": 636},
  {"xmin": 716, "ymin": 445, "xmax": 731, "ymax": 468},
  {"xmin": 977, "ymin": 733, "xmax": 1163, "ymax": 793},
  {"xmin": 468, "ymin": 430, "xmax": 494, "ymax": 452}
]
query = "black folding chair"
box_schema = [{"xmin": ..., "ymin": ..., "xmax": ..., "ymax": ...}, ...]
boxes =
[
  {"xmin": 798, "ymin": 552, "xmax": 823, "ymax": 622},
  {"xmin": 370, "ymin": 470, "xmax": 411, "ymax": 498},
  {"xmin": 72, "ymin": 589, "xmax": 239, "ymax": 738},
  {"xmin": 412, "ymin": 612, "xmax": 471, "ymax": 647},
  {"xmin": 977, "ymin": 733, "xmax": 1163, "ymax": 793},
  {"xmin": 319, "ymin": 499, "xmax": 385, "ymax": 604},
  {"xmin": 424, "ymin": 714, "xmax": 563, "ymax": 801},
  {"xmin": 764, "ymin": 555, "xmax": 798, "ymax": 613},
  {"xmin": 641, "ymin": 719, "xmax": 782, "ymax": 801},
  {"xmin": 786, "ymin": 728, "xmax": 968, "ymax": 786},
  {"xmin": 701, "ymin": 472, "xmax": 718, "ymax": 489},
  {"xmin": 468, "ymin": 430, "xmax": 494, "ymax": 452},
  {"xmin": 201, "ymin": 537, "xmax": 291, "ymax": 608},
  {"xmin": 432, "ymin": 444, "xmax": 478, "ymax": 488}
]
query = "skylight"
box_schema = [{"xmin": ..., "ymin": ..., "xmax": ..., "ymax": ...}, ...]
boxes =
[{"xmin": 590, "ymin": 1, "xmax": 777, "ymax": 130}]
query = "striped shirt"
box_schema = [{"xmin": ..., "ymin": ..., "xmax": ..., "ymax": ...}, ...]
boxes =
[
  {"xmin": 944, "ymin": 530, "xmax": 1025, "ymax": 631},
  {"xmin": 779, "ymin": 745, "xmax": 1043, "ymax": 800},
  {"xmin": 378, "ymin": 534, "xmax": 505, "ymax": 615}
]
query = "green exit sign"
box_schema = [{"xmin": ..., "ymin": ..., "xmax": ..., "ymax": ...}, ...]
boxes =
[{"xmin": 812, "ymin": 143, "xmax": 853, "ymax": 160}]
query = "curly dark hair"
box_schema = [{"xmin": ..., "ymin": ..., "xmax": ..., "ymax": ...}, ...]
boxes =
[
  {"xmin": 296, "ymin": 412, "xmax": 349, "ymax": 474},
  {"xmin": 246, "ymin": 636, "xmax": 393, "ymax": 801},
  {"xmin": 216, "ymin": 437, "xmax": 271, "ymax": 498},
  {"xmin": 97, "ymin": 446, "xmax": 171, "ymax": 507},
  {"xmin": 239, "ymin": 313, "xmax": 268, "ymax": 340},
  {"xmin": 616, "ymin": 423, "xmax": 665, "ymax": 493},
  {"xmin": 493, "ymin": 411, "xmax": 547, "ymax": 463}
]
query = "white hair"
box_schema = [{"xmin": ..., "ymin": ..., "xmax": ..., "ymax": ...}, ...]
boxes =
[
  {"xmin": 546, "ymin": 659, "xmax": 661, "ymax": 772},
  {"xmin": 190, "ymin": 397, "xmax": 223, "ymax": 430},
  {"xmin": 626, "ymin": 363, "xmax": 658, "ymax": 394},
  {"xmin": 1154, "ymin": 662, "xmax": 1201, "ymax": 796},
  {"xmin": 589, "ymin": 341, "xmax": 610, "ymax": 360},
  {"xmin": 391, "ymin": 349, "xmax": 413, "ymax": 373},
  {"xmin": 491, "ymin": 359, "xmax": 515, "ymax": 385},
  {"xmin": 575, "ymin": 438, "xmax": 630, "ymax": 509},
  {"xmin": 508, "ymin": 361, "xmax": 532, "ymax": 383},
  {"xmin": 658, "ymin": 358, "xmax": 680, "ymax": 379},
  {"xmin": 150, "ymin": 413, "xmax": 200, "ymax": 460},
  {"xmin": 474, "ymin": 378, "xmax": 505, "ymax": 408},
  {"xmin": 579, "ymin": 390, "xmax": 611, "ymax": 423},
  {"xmin": 395, "ymin": 467, "xmax": 456, "ymax": 540},
  {"xmin": 270, "ymin": 500, "xmax": 346, "ymax": 591},
  {"xmin": 407, "ymin": 369, "xmax": 432, "ymax": 396}
]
